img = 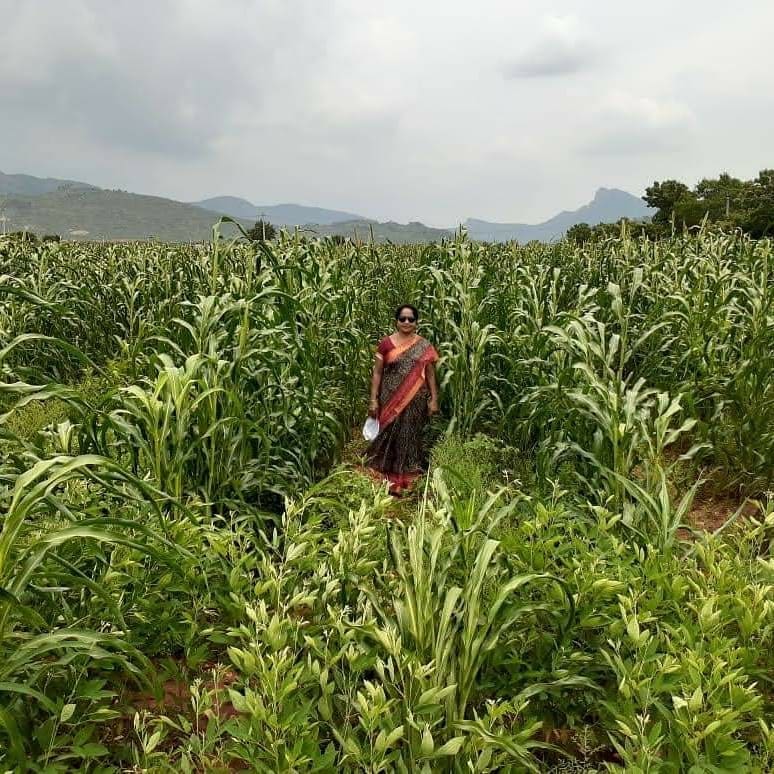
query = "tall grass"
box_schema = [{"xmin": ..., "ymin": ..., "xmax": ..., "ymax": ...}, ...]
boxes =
[{"xmin": 0, "ymin": 226, "xmax": 772, "ymax": 769}]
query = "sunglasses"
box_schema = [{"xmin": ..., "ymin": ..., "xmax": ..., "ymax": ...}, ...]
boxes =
[{"xmin": 398, "ymin": 315, "xmax": 416, "ymax": 323}]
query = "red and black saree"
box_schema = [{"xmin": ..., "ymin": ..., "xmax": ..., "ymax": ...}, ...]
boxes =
[{"xmin": 366, "ymin": 334, "xmax": 439, "ymax": 494}]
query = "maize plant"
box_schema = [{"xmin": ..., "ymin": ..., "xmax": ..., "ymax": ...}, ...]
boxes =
[{"xmin": 0, "ymin": 227, "xmax": 772, "ymax": 769}]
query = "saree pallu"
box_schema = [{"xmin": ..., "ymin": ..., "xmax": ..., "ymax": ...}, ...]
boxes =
[{"xmin": 366, "ymin": 335, "xmax": 439, "ymax": 494}]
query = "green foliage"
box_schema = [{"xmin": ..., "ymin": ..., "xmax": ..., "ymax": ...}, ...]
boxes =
[
  {"xmin": 645, "ymin": 169, "xmax": 774, "ymax": 237},
  {"xmin": 246, "ymin": 218, "xmax": 277, "ymax": 241},
  {"xmin": 6, "ymin": 230, "xmax": 39, "ymax": 243},
  {"xmin": 431, "ymin": 433, "xmax": 502, "ymax": 498},
  {"xmin": 575, "ymin": 169, "xmax": 774, "ymax": 242},
  {"xmin": 0, "ymin": 228, "xmax": 772, "ymax": 769},
  {"xmin": 566, "ymin": 222, "xmax": 594, "ymax": 245},
  {"xmin": 643, "ymin": 180, "xmax": 693, "ymax": 226}
]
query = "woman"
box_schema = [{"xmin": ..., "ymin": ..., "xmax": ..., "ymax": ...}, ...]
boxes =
[{"xmin": 366, "ymin": 304, "xmax": 439, "ymax": 494}]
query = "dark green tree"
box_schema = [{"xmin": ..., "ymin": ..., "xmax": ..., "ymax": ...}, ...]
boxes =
[
  {"xmin": 741, "ymin": 169, "xmax": 774, "ymax": 237},
  {"xmin": 694, "ymin": 172, "xmax": 746, "ymax": 222},
  {"xmin": 8, "ymin": 230, "xmax": 38, "ymax": 243},
  {"xmin": 566, "ymin": 222, "xmax": 593, "ymax": 245},
  {"xmin": 643, "ymin": 180, "xmax": 693, "ymax": 227},
  {"xmin": 644, "ymin": 170, "xmax": 774, "ymax": 236},
  {"xmin": 246, "ymin": 219, "xmax": 276, "ymax": 241}
]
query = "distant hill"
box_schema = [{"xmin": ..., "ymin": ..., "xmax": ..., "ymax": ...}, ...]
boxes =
[
  {"xmin": 0, "ymin": 171, "xmax": 654, "ymax": 244},
  {"xmin": 0, "ymin": 170, "xmax": 97, "ymax": 196},
  {"xmin": 0, "ymin": 184, "xmax": 445, "ymax": 243},
  {"xmin": 466, "ymin": 188, "xmax": 654, "ymax": 243},
  {"xmin": 305, "ymin": 219, "xmax": 453, "ymax": 244},
  {"xmin": 193, "ymin": 196, "xmax": 366, "ymax": 226},
  {"xmin": 0, "ymin": 188, "xmax": 249, "ymax": 241}
]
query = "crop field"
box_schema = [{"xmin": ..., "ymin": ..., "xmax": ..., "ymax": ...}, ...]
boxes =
[{"xmin": 0, "ymin": 227, "xmax": 772, "ymax": 772}]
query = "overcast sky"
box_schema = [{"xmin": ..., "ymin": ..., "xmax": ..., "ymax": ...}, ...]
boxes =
[{"xmin": 1, "ymin": 1, "xmax": 772, "ymax": 226}]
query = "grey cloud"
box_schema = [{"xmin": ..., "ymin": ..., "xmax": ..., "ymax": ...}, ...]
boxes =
[
  {"xmin": 505, "ymin": 46, "xmax": 598, "ymax": 78},
  {"xmin": 581, "ymin": 127, "xmax": 693, "ymax": 156},
  {"xmin": 1, "ymin": 1, "xmax": 773, "ymax": 225},
  {"xmin": 504, "ymin": 15, "xmax": 600, "ymax": 78},
  {"xmin": 3, "ymin": 60, "xmax": 223, "ymax": 159},
  {"xmin": 0, "ymin": 1, "xmax": 331, "ymax": 159}
]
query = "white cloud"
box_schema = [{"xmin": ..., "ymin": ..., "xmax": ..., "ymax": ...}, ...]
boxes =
[{"xmin": 581, "ymin": 92, "xmax": 698, "ymax": 155}]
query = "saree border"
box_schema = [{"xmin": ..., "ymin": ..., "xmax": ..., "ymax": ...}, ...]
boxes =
[
  {"xmin": 382, "ymin": 334, "xmax": 420, "ymax": 364},
  {"xmin": 378, "ymin": 344, "xmax": 438, "ymax": 429}
]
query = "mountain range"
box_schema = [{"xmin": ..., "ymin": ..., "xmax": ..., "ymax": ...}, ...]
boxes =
[
  {"xmin": 0, "ymin": 184, "xmax": 250, "ymax": 242},
  {"xmin": 192, "ymin": 196, "xmax": 366, "ymax": 226},
  {"xmin": 1, "ymin": 171, "xmax": 652, "ymax": 242},
  {"xmin": 0, "ymin": 170, "xmax": 97, "ymax": 197},
  {"xmin": 465, "ymin": 188, "xmax": 652, "ymax": 242}
]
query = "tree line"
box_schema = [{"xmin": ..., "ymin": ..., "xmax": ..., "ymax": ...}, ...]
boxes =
[{"xmin": 567, "ymin": 168, "xmax": 774, "ymax": 244}]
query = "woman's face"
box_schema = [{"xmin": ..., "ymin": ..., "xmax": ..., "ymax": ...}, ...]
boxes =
[{"xmin": 396, "ymin": 307, "xmax": 418, "ymax": 335}]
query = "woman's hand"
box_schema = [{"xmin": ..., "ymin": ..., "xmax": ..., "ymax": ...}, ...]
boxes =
[
  {"xmin": 368, "ymin": 399, "xmax": 380, "ymax": 418},
  {"xmin": 428, "ymin": 398, "xmax": 440, "ymax": 416}
]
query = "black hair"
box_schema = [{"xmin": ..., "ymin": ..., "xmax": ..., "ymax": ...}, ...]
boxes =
[{"xmin": 395, "ymin": 304, "xmax": 419, "ymax": 321}]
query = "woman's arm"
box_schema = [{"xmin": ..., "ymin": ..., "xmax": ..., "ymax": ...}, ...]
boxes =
[
  {"xmin": 426, "ymin": 362, "xmax": 439, "ymax": 414},
  {"xmin": 369, "ymin": 354, "xmax": 384, "ymax": 417}
]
